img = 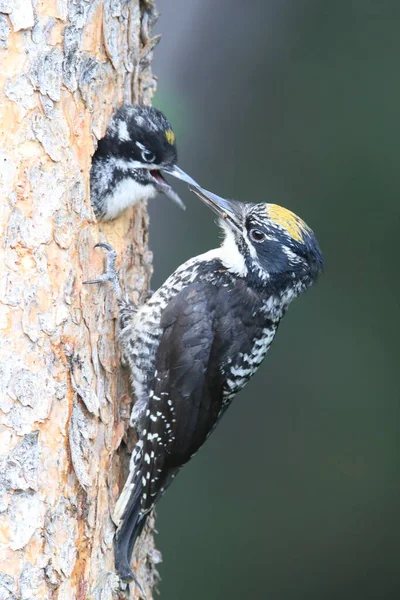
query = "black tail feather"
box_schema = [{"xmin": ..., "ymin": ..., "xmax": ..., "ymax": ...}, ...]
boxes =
[
  {"xmin": 114, "ymin": 481, "xmax": 148, "ymax": 583},
  {"xmin": 126, "ymin": 514, "xmax": 147, "ymax": 569}
]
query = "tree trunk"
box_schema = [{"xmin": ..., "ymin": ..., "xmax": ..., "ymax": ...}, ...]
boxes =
[{"xmin": 0, "ymin": 2, "xmax": 160, "ymax": 598}]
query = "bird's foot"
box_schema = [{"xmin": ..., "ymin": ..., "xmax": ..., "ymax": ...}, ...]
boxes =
[{"xmin": 84, "ymin": 242, "xmax": 121, "ymax": 297}]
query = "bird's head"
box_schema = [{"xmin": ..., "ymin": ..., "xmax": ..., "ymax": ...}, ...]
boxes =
[
  {"xmin": 96, "ymin": 105, "xmax": 197, "ymax": 209},
  {"xmin": 191, "ymin": 186, "xmax": 323, "ymax": 296}
]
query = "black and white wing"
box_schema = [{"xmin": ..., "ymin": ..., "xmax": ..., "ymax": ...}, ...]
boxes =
[{"xmin": 114, "ymin": 279, "xmax": 266, "ymax": 580}]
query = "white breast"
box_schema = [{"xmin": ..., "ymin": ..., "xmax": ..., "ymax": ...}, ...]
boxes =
[{"xmin": 103, "ymin": 178, "xmax": 157, "ymax": 220}]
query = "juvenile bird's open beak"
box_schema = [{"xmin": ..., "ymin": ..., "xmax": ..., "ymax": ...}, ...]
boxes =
[
  {"xmin": 152, "ymin": 165, "xmax": 200, "ymax": 210},
  {"xmin": 189, "ymin": 185, "xmax": 242, "ymax": 234}
]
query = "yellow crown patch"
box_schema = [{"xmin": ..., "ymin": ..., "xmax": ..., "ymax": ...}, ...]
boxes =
[
  {"xmin": 165, "ymin": 129, "xmax": 175, "ymax": 145},
  {"xmin": 267, "ymin": 204, "xmax": 307, "ymax": 242}
]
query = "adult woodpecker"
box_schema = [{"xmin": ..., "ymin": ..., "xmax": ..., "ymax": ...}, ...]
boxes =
[
  {"xmin": 90, "ymin": 105, "xmax": 197, "ymax": 221},
  {"xmin": 84, "ymin": 186, "xmax": 323, "ymax": 583}
]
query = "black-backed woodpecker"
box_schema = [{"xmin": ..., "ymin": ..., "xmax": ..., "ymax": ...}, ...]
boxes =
[
  {"xmin": 84, "ymin": 185, "xmax": 324, "ymax": 583},
  {"xmin": 90, "ymin": 105, "xmax": 197, "ymax": 220}
]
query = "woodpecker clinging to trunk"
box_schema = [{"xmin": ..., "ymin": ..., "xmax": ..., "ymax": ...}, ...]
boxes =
[
  {"xmin": 84, "ymin": 186, "xmax": 323, "ymax": 583},
  {"xmin": 90, "ymin": 105, "xmax": 197, "ymax": 221}
]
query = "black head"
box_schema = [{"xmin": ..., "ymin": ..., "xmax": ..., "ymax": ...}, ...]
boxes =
[
  {"xmin": 191, "ymin": 186, "xmax": 324, "ymax": 295},
  {"xmin": 107, "ymin": 105, "xmax": 177, "ymax": 166},
  {"xmin": 96, "ymin": 105, "xmax": 197, "ymax": 208}
]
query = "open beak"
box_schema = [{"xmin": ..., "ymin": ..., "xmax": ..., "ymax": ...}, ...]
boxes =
[
  {"xmin": 150, "ymin": 165, "xmax": 200, "ymax": 210},
  {"xmin": 189, "ymin": 185, "xmax": 242, "ymax": 234}
]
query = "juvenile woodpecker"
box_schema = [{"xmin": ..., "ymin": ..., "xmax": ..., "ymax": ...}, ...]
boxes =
[
  {"xmin": 90, "ymin": 105, "xmax": 197, "ymax": 221},
  {"xmin": 84, "ymin": 186, "xmax": 323, "ymax": 583}
]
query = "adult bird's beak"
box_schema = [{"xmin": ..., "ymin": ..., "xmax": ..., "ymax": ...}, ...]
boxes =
[
  {"xmin": 152, "ymin": 165, "xmax": 200, "ymax": 210},
  {"xmin": 162, "ymin": 165, "xmax": 199, "ymax": 187},
  {"xmin": 189, "ymin": 185, "xmax": 242, "ymax": 234}
]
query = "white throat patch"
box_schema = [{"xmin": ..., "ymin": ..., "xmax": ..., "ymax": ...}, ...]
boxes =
[
  {"xmin": 103, "ymin": 178, "xmax": 157, "ymax": 220},
  {"xmin": 218, "ymin": 223, "xmax": 248, "ymax": 276}
]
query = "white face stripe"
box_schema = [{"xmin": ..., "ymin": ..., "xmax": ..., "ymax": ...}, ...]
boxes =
[
  {"xmin": 113, "ymin": 157, "xmax": 143, "ymax": 171},
  {"xmin": 112, "ymin": 157, "xmax": 159, "ymax": 171}
]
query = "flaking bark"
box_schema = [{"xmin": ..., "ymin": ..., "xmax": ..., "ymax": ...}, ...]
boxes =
[{"xmin": 0, "ymin": 1, "xmax": 161, "ymax": 598}]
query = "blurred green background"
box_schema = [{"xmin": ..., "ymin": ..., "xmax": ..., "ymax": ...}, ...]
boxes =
[{"xmin": 148, "ymin": 1, "xmax": 400, "ymax": 598}]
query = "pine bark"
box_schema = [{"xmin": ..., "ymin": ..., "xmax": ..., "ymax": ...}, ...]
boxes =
[{"xmin": 0, "ymin": 2, "xmax": 160, "ymax": 598}]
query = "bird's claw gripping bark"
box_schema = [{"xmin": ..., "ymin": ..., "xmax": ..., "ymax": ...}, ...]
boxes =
[{"xmin": 83, "ymin": 242, "xmax": 121, "ymax": 297}]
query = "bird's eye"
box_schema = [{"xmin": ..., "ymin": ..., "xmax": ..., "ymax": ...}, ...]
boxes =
[
  {"xmin": 141, "ymin": 149, "xmax": 156, "ymax": 163},
  {"xmin": 249, "ymin": 228, "xmax": 266, "ymax": 243}
]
